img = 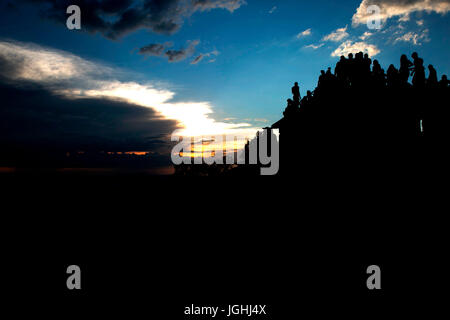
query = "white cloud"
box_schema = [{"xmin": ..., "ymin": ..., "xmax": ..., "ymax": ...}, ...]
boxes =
[
  {"xmin": 269, "ymin": 6, "xmax": 277, "ymax": 14},
  {"xmin": 394, "ymin": 29, "xmax": 430, "ymax": 45},
  {"xmin": 352, "ymin": 0, "xmax": 450, "ymax": 26},
  {"xmin": 331, "ymin": 40, "xmax": 380, "ymax": 57},
  {"xmin": 296, "ymin": 28, "xmax": 312, "ymax": 39},
  {"xmin": 398, "ymin": 14, "xmax": 411, "ymax": 22},
  {"xmin": 359, "ymin": 31, "xmax": 373, "ymax": 40},
  {"xmin": 417, "ymin": 19, "xmax": 425, "ymax": 25},
  {"xmin": 304, "ymin": 43, "xmax": 325, "ymax": 50},
  {"xmin": 322, "ymin": 26, "xmax": 349, "ymax": 42},
  {"xmin": 0, "ymin": 40, "xmax": 257, "ymax": 139}
]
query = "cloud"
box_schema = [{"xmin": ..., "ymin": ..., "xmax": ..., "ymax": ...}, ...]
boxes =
[
  {"xmin": 417, "ymin": 19, "xmax": 425, "ymax": 25},
  {"xmin": 192, "ymin": 0, "xmax": 246, "ymax": 12},
  {"xmin": 269, "ymin": 6, "xmax": 277, "ymax": 14},
  {"xmin": 322, "ymin": 26, "xmax": 349, "ymax": 42},
  {"xmin": 138, "ymin": 40, "xmax": 200, "ymax": 63},
  {"xmin": 165, "ymin": 40, "xmax": 200, "ymax": 62},
  {"xmin": 352, "ymin": 0, "xmax": 450, "ymax": 26},
  {"xmin": 190, "ymin": 49, "xmax": 219, "ymax": 64},
  {"xmin": 359, "ymin": 31, "xmax": 373, "ymax": 40},
  {"xmin": 0, "ymin": 40, "xmax": 257, "ymax": 142},
  {"xmin": 191, "ymin": 54, "xmax": 204, "ymax": 64},
  {"xmin": 254, "ymin": 118, "xmax": 269, "ymax": 123},
  {"xmin": 304, "ymin": 43, "xmax": 324, "ymax": 50},
  {"xmin": 394, "ymin": 29, "xmax": 430, "ymax": 44},
  {"xmin": 138, "ymin": 43, "xmax": 166, "ymax": 56},
  {"xmin": 296, "ymin": 28, "xmax": 312, "ymax": 39},
  {"xmin": 21, "ymin": 0, "xmax": 247, "ymax": 39},
  {"xmin": 0, "ymin": 45, "xmax": 178, "ymax": 167},
  {"xmin": 331, "ymin": 40, "xmax": 380, "ymax": 57}
]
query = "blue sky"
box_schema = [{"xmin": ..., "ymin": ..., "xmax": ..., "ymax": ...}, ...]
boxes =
[{"xmin": 1, "ymin": 0, "xmax": 449, "ymax": 130}]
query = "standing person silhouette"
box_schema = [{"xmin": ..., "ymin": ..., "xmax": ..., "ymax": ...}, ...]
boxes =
[
  {"xmin": 347, "ymin": 53, "xmax": 355, "ymax": 85},
  {"xmin": 372, "ymin": 60, "xmax": 385, "ymax": 87},
  {"xmin": 363, "ymin": 53, "xmax": 372, "ymax": 80},
  {"xmin": 387, "ymin": 64, "xmax": 399, "ymax": 88},
  {"xmin": 399, "ymin": 54, "xmax": 413, "ymax": 84},
  {"xmin": 335, "ymin": 56, "xmax": 346, "ymax": 81},
  {"xmin": 292, "ymin": 82, "xmax": 301, "ymax": 105},
  {"xmin": 411, "ymin": 52, "xmax": 425, "ymax": 87}
]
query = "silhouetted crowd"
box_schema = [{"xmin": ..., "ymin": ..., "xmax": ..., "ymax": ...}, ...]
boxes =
[{"xmin": 284, "ymin": 52, "xmax": 449, "ymax": 117}]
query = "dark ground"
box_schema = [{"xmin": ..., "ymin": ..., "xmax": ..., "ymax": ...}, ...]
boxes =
[{"xmin": 1, "ymin": 172, "xmax": 447, "ymax": 318}]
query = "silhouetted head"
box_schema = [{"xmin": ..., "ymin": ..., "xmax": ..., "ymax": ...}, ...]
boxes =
[
  {"xmin": 412, "ymin": 52, "xmax": 418, "ymax": 59},
  {"xmin": 428, "ymin": 64, "xmax": 434, "ymax": 70},
  {"xmin": 321, "ymin": 70, "xmax": 325, "ymax": 75},
  {"xmin": 348, "ymin": 53, "xmax": 353, "ymax": 59},
  {"xmin": 401, "ymin": 54, "xmax": 407, "ymax": 61},
  {"xmin": 294, "ymin": 82, "xmax": 298, "ymax": 86},
  {"xmin": 373, "ymin": 59, "xmax": 379, "ymax": 65},
  {"xmin": 442, "ymin": 75, "xmax": 448, "ymax": 81},
  {"xmin": 307, "ymin": 90, "xmax": 312, "ymax": 96},
  {"xmin": 364, "ymin": 53, "xmax": 369, "ymax": 59},
  {"xmin": 340, "ymin": 56, "xmax": 345, "ymax": 61}
]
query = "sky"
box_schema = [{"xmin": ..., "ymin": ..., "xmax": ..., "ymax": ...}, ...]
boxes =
[{"xmin": 0, "ymin": 0, "xmax": 449, "ymax": 167}]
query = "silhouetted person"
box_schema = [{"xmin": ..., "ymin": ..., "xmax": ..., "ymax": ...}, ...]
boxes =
[
  {"xmin": 372, "ymin": 59, "xmax": 385, "ymax": 87},
  {"xmin": 387, "ymin": 64, "xmax": 399, "ymax": 88},
  {"xmin": 326, "ymin": 67, "xmax": 335, "ymax": 84},
  {"xmin": 335, "ymin": 56, "xmax": 346, "ymax": 81},
  {"xmin": 347, "ymin": 53, "xmax": 355, "ymax": 85},
  {"xmin": 411, "ymin": 52, "xmax": 425, "ymax": 87},
  {"xmin": 439, "ymin": 75, "xmax": 449, "ymax": 88},
  {"xmin": 284, "ymin": 98, "xmax": 298, "ymax": 117},
  {"xmin": 318, "ymin": 70, "xmax": 326, "ymax": 88},
  {"xmin": 399, "ymin": 54, "xmax": 413, "ymax": 84},
  {"xmin": 427, "ymin": 65, "xmax": 438, "ymax": 87},
  {"xmin": 292, "ymin": 82, "xmax": 301, "ymax": 104},
  {"xmin": 363, "ymin": 53, "xmax": 372, "ymax": 78},
  {"xmin": 301, "ymin": 90, "xmax": 313, "ymax": 107}
]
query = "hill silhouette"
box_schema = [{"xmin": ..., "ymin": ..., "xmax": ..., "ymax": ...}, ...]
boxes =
[
  {"xmin": 173, "ymin": 51, "xmax": 449, "ymax": 177},
  {"xmin": 232, "ymin": 51, "xmax": 450, "ymax": 178}
]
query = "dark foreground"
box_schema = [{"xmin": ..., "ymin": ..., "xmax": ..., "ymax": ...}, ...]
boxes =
[{"xmin": 1, "ymin": 172, "xmax": 447, "ymax": 318}]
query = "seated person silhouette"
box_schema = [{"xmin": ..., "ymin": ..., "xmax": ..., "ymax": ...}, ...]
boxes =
[
  {"xmin": 283, "ymin": 98, "xmax": 298, "ymax": 118},
  {"xmin": 427, "ymin": 65, "xmax": 438, "ymax": 87},
  {"xmin": 439, "ymin": 75, "xmax": 449, "ymax": 88}
]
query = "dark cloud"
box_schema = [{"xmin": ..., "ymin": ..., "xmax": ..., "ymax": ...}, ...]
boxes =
[
  {"xmin": 19, "ymin": 0, "xmax": 246, "ymax": 39},
  {"xmin": 138, "ymin": 43, "xmax": 166, "ymax": 56},
  {"xmin": 165, "ymin": 40, "xmax": 199, "ymax": 62},
  {"xmin": 138, "ymin": 40, "xmax": 199, "ymax": 62},
  {"xmin": 0, "ymin": 55, "xmax": 179, "ymax": 167}
]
